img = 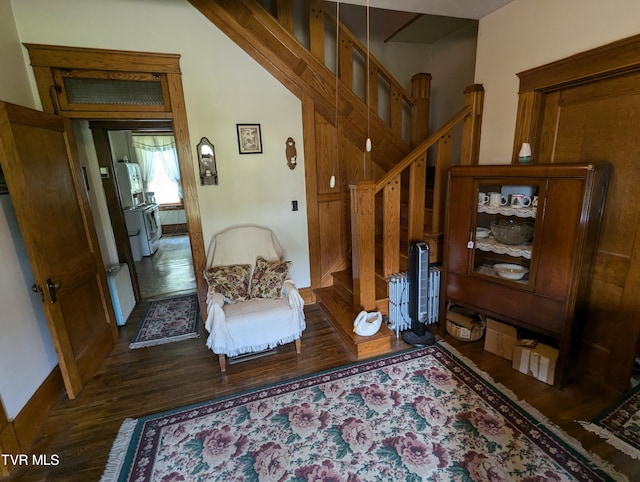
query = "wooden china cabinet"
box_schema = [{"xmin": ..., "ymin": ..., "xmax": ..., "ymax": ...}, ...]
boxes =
[{"xmin": 442, "ymin": 162, "xmax": 610, "ymax": 387}]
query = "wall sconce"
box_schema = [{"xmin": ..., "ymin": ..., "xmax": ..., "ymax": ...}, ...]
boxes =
[
  {"xmin": 286, "ymin": 137, "xmax": 297, "ymax": 170},
  {"xmin": 197, "ymin": 137, "xmax": 218, "ymax": 185}
]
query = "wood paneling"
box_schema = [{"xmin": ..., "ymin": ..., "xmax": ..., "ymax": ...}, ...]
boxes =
[
  {"xmin": 514, "ymin": 34, "xmax": 640, "ymax": 390},
  {"xmin": 319, "ymin": 200, "xmax": 344, "ymax": 282},
  {"xmin": 517, "ymin": 33, "xmax": 640, "ymax": 93}
]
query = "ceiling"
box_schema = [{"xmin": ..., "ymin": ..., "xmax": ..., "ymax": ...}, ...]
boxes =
[
  {"xmin": 388, "ymin": 15, "xmax": 476, "ymax": 44},
  {"xmin": 333, "ymin": 0, "xmax": 514, "ymax": 20},
  {"xmin": 326, "ymin": 0, "xmax": 513, "ymax": 44}
]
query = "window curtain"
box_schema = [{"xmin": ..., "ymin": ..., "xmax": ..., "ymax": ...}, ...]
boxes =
[{"xmin": 131, "ymin": 135, "xmax": 181, "ymax": 197}]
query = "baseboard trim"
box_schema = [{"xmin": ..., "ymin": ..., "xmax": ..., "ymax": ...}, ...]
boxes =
[
  {"xmin": 161, "ymin": 224, "xmax": 188, "ymax": 235},
  {"xmin": 12, "ymin": 366, "xmax": 64, "ymax": 450},
  {"xmin": 299, "ymin": 287, "xmax": 316, "ymax": 305},
  {"xmin": 0, "ymin": 423, "xmax": 20, "ymax": 476}
]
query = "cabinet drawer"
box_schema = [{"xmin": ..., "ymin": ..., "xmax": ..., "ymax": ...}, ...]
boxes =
[{"xmin": 446, "ymin": 273, "xmax": 565, "ymax": 335}]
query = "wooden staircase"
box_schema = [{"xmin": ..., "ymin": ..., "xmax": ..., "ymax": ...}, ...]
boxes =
[
  {"xmin": 315, "ymin": 270, "xmax": 394, "ymax": 359},
  {"xmin": 315, "ymin": 167, "xmax": 442, "ymax": 359},
  {"xmin": 349, "ymin": 93, "xmax": 484, "ymax": 315},
  {"xmin": 186, "ymin": 0, "xmax": 484, "ymax": 359}
]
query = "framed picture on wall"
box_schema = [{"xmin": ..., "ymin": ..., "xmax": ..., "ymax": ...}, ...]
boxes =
[{"xmin": 236, "ymin": 124, "xmax": 262, "ymax": 154}]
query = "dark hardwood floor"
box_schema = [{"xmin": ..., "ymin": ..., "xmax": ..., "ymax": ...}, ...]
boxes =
[
  {"xmin": 9, "ymin": 307, "xmax": 638, "ymax": 481},
  {"xmin": 6, "ymin": 238, "xmax": 638, "ymax": 480}
]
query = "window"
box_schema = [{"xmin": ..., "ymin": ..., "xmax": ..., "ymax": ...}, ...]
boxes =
[{"xmin": 131, "ymin": 135, "xmax": 182, "ymax": 204}]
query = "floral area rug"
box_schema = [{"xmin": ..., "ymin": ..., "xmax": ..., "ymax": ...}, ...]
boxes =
[
  {"xmin": 129, "ymin": 293, "xmax": 199, "ymax": 349},
  {"xmin": 102, "ymin": 343, "xmax": 627, "ymax": 481},
  {"xmin": 580, "ymin": 383, "xmax": 640, "ymax": 461}
]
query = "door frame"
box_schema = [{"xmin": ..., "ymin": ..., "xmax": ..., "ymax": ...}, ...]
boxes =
[
  {"xmin": 23, "ymin": 44, "xmax": 208, "ymax": 312},
  {"xmin": 512, "ymin": 33, "xmax": 640, "ymax": 391}
]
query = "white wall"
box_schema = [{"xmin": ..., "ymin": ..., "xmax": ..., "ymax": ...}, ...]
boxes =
[
  {"xmin": 0, "ymin": 0, "xmax": 310, "ymax": 419},
  {"xmin": 475, "ymin": 0, "xmax": 640, "ymax": 164},
  {"xmin": 11, "ymin": 0, "xmax": 311, "ymax": 286},
  {"xmin": 335, "ymin": 3, "xmax": 477, "ymax": 146},
  {"xmin": 0, "ymin": 0, "xmax": 58, "ymax": 419},
  {"xmin": 429, "ymin": 23, "xmax": 478, "ymax": 133}
]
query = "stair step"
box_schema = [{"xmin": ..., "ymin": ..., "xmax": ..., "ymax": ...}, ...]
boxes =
[
  {"xmin": 332, "ymin": 269, "xmax": 353, "ymax": 297},
  {"xmin": 315, "ymin": 285, "xmax": 393, "ymax": 360},
  {"xmin": 334, "ymin": 267, "xmax": 388, "ymax": 301}
]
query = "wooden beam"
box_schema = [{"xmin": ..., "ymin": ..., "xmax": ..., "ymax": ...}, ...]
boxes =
[
  {"xmin": 350, "ymin": 180, "xmax": 377, "ymax": 311},
  {"xmin": 382, "ymin": 174, "xmax": 401, "ymax": 278}
]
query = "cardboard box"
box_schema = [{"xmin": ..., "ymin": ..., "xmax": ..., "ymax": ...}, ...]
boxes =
[
  {"xmin": 512, "ymin": 341, "xmax": 559, "ymax": 385},
  {"xmin": 446, "ymin": 306, "xmax": 484, "ymax": 341},
  {"xmin": 483, "ymin": 318, "xmax": 518, "ymax": 360}
]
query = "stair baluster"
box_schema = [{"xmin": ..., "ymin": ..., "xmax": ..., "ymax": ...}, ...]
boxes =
[{"xmin": 350, "ymin": 85, "xmax": 484, "ymax": 313}]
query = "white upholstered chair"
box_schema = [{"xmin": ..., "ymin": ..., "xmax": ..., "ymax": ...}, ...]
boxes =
[{"xmin": 203, "ymin": 225, "xmax": 306, "ymax": 372}]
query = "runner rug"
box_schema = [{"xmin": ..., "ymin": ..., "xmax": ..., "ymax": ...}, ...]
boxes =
[
  {"xmin": 580, "ymin": 383, "xmax": 640, "ymax": 461},
  {"xmin": 129, "ymin": 293, "xmax": 199, "ymax": 349},
  {"xmin": 102, "ymin": 343, "xmax": 627, "ymax": 481}
]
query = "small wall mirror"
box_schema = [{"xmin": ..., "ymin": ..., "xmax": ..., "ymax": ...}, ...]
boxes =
[{"xmin": 197, "ymin": 137, "xmax": 218, "ymax": 186}]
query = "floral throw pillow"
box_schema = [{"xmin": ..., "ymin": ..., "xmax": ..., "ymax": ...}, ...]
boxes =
[
  {"xmin": 250, "ymin": 256, "xmax": 292, "ymax": 299},
  {"xmin": 204, "ymin": 264, "xmax": 252, "ymax": 304}
]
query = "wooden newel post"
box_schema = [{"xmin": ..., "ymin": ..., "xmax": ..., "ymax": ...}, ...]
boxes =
[
  {"xmin": 460, "ymin": 84, "xmax": 484, "ymax": 165},
  {"xmin": 410, "ymin": 73, "xmax": 432, "ymax": 147},
  {"xmin": 350, "ymin": 180, "xmax": 377, "ymax": 311}
]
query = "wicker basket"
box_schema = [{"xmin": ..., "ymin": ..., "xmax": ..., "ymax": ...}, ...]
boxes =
[{"xmin": 446, "ymin": 318, "xmax": 485, "ymax": 342}]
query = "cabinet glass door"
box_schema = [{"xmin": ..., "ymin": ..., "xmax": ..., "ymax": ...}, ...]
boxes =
[{"xmin": 471, "ymin": 181, "xmax": 542, "ymax": 287}]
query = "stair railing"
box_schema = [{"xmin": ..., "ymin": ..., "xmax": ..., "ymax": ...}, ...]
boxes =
[
  {"xmin": 271, "ymin": 0, "xmax": 430, "ymax": 147},
  {"xmin": 350, "ymin": 84, "xmax": 484, "ymax": 311}
]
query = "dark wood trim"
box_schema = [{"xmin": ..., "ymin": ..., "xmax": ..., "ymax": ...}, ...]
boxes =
[
  {"xmin": 517, "ymin": 33, "xmax": 640, "ymax": 93},
  {"xmin": 0, "ymin": 366, "xmax": 65, "ymax": 477},
  {"xmin": 12, "ymin": 367, "xmax": 64, "ymax": 450},
  {"xmin": 298, "ymin": 287, "xmax": 316, "ymax": 304},
  {"xmin": 89, "ymin": 120, "xmax": 173, "ymax": 132},
  {"xmin": 0, "ymin": 424, "xmax": 20, "ymax": 477},
  {"xmin": 0, "ymin": 399, "xmax": 7, "ymax": 428},
  {"xmin": 24, "ymin": 44, "xmax": 206, "ymax": 316},
  {"xmin": 24, "ymin": 43, "xmax": 182, "ymax": 73},
  {"xmin": 302, "ymin": 94, "xmax": 322, "ymax": 290},
  {"xmin": 0, "ymin": 397, "xmax": 18, "ymax": 477},
  {"xmin": 161, "ymin": 224, "xmax": 188, "ymax": 235},
  {"xmin": 159, "ymin": 203, "xmax": 185, "ymax": 211}
]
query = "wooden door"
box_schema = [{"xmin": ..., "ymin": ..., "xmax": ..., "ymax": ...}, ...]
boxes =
[
  {"xmin": 536, "ymin": 74, "xmax": 640, "ymax": 389},
  {"xmin": 0, "ymin": 101, "xmax": 118, "ymax": 399},
  {"xmin": 514, "ymin": 34, "xmax": 640, "ymax": 391}
]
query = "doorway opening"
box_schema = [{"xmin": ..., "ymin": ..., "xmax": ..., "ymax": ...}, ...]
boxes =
[
  {"xmin": 25, "ymin": 43, "xmax": 208, "ymax": 315},
  {"xmin": 91, "ymin": 121, "xmax": 196, "ymax": 301}
]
